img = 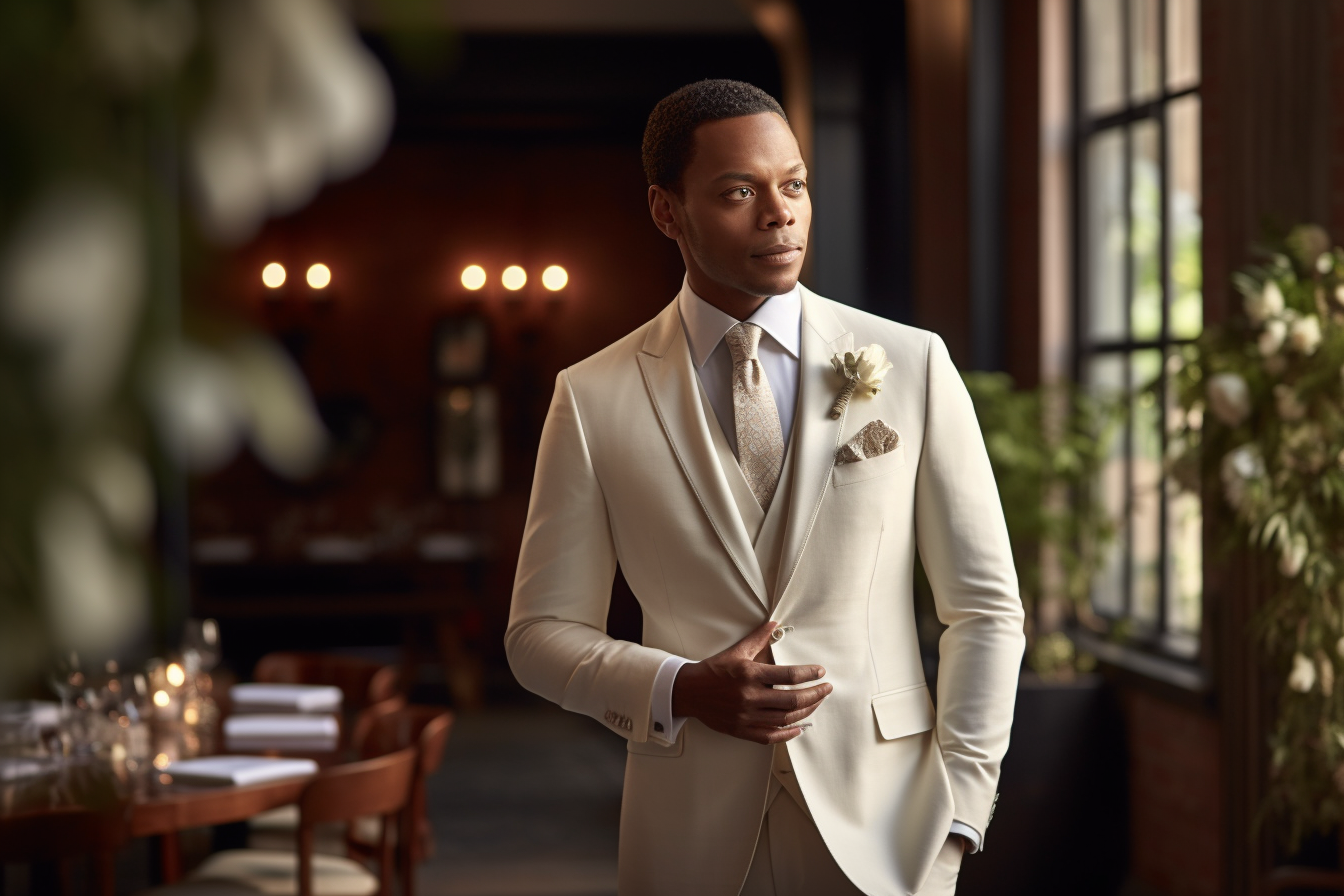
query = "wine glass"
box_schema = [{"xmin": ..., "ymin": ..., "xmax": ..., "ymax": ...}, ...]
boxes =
[
  {"xmin": 47, "ymin": 651, "xmax": 85, "ymax": 716},
  {"xmin": 181, "ymin": 618, "xmax": 221, "ymax": 674}
]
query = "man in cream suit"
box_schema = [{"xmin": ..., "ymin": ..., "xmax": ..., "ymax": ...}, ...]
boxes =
[{"xmin": 506, "ymin": 80, "xmax": 1024, "ymax": 896}]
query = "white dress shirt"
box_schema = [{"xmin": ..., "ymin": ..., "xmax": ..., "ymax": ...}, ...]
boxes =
[{"xmin": 646, "ymin": 277, "xmax": 983, "ymax": 853}]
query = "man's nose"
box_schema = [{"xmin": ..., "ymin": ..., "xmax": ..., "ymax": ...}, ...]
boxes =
[{"xmin": 758, "ymin": 192, "xmax": 795, "ymax": 229}]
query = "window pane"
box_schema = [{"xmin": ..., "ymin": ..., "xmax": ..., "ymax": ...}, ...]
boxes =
[
  {"xmin": 1130, "ymin": 0, "xmax": 1161, "ymax": 102},
  {"xmin": 1168, "ymin": 94, "xmax": 1202, "ymax": 339},
  {"xmin": 1087, "ymin": 129, "xmax": 1127, "ymax": 342},
  {"xmin": 1131, "ymin": 120, "xmax": 1162, "ymax": 341},
  {"xmin": 1167, "ymin": 0, "xmax": 1200, "ymax": 91},
  {"xmin": 1087, "ymin": 353, "xmax": 1127, "ymax": 617},
  {"xmin": 1084, "ymin": 0, "xmax": 1125, "ymax": 116},
  {"xmin": 1130, "ymin": 349, "xmax": 1164, "ymax": 630}
]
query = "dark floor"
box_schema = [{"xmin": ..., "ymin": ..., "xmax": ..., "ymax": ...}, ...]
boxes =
[{"xmin": 415, "ymin": 702, "xmax": 624, "ymax": 896}]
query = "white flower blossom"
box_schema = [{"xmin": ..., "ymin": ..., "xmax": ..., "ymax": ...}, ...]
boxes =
[
  {"xmin": 1289, "ymin": 652, "xmax": 1317, "ymax": 692},
  {"xmin": 1246, "ymin": 281, "xmax": 1285, "ymax": 324},
  {"xmin": 1274, "ymin": 384, "xmax": 1307, "ymax": 421},
  {"xmin": 1206, "ymin": 373, "xmax": 1251, "ymax": 427},
  {"xmin": 1259, "ymin": 318, "xmax": 1288, "ymax": 356},
  {"xmin": 1319, "ymin": 253, "xmax": 1336, "ymax": 275},
  {"xmin": 1289, "ymin": 315, "xmax": 1323, "ymax": 355},
  {"xmin": 1280, "ymin": 533, "xmax": 1309, "ymax": 578},
  {"xmin": 1220, "ymin": 444, "xmax": 1264, "ymax": 510},
  {"xmin": 1334, "ymin": 284, "xmax": 1344, "ymax": 307}
]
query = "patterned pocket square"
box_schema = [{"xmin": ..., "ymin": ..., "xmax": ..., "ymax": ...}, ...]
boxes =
[{"xmin": 835, "ymin": 419, "xmax": 900, "ymax": 465}]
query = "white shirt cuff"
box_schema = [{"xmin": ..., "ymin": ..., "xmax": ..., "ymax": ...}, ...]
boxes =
[
  {"xmin": 949, "ymin": 820, "xmax": 982, "ymax": 853},
  {"xmin": 649, "ymin": 655, "xmax": 692, "ymax": 744}
]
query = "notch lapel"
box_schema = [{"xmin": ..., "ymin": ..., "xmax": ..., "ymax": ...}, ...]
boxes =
[
  {"xmin": 636, "ymin": 300, "xmax": 770, "ymax": 609},
  {"xmin": 774, "ymin": 288, "xmax": 853, "ymax": 603}
]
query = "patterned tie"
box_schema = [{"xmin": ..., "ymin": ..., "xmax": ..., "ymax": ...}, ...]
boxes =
[{"xmin": 725, "ymin": 322, "xmax": 785, "ymax": 511}]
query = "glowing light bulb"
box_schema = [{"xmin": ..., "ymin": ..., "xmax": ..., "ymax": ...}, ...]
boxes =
[
  {"xmin": 262, "ymin": 263, "xmax": 286, "ymax": 288},
  {"xmin": 501, "ymin": 265, "xmax": 527, "ymax": 291},
  {"xmin": 166, "ymin": 663, "xmax": 185, "ymax": 687},
  {"xmin": 542, "ymin": 265, "xmax": 569, "ymax": 291},
  {"xmin": 306, "ymin": 263, "xmax": 332, "ymax": 289},
  {"xmin": 153, "ymin": 753, "xmax": 171, "ymax": 770},
  {"xmin": 153, "ymin": 690, "xmax": 170, "ymax": 708},
  {"xmin": 461, "ymin": 265, "xmax": 487, "ymax": 290}
]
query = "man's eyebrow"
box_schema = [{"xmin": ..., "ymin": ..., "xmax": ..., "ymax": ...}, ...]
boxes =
[{"xmin": 713, "ymin": 163, "xmax": 808, "ymax": 182}]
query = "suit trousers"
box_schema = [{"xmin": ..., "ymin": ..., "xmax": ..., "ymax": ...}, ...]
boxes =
[{"xmin": 739, "ymin": 747, "xmax": 963, "ymax": 896}]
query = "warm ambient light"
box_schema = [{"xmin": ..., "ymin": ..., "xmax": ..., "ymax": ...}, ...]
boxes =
[
  {"xmin": 501, "ymin": 265, "xmax": 527, "ymax": 291},
  {"xmin": 306, "ymin": 263, "xmax": 332, "ymax": 289},
  {"xmin": 152, "ymin": 690, "xmax": 170, "ymax": 708},
  {"xmin": 542, "ymin": 265, "xmax": 569, "ymax": 291},
  {"xmin": 461, "ymin": 264, "xmax": 487, "ymax": 290},
  {"xmin": 261, "ymin": 262, "xmax": 286, "ymax": 288},
  {"xmin": 165, "ymin": 663, "xmax": 185, "ymax": 688}
]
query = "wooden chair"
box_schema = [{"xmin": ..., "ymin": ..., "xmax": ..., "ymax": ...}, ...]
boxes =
[
  {"xmin": 0, "ymin": 806, "xmax": 128, "ymax": 896},
  {"xmin": 177, "ymin": 746, "xmax": 418, "ymax": 896},
  {"xmin": 345, "ymin": 705, "xmax": 455, "ymax": 896}
]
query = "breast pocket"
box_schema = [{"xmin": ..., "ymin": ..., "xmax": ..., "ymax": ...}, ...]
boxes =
[{"xmin": 832, "ymin": 443, "xmax": 906, "ymax": 488}]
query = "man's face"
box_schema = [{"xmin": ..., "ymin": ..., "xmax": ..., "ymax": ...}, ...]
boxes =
[{"xmin": 665, "ymin": 113, "xmax": 810, "ymax": 300}]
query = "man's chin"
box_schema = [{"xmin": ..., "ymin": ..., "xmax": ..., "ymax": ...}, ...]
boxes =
[{"xmin": 741, "ymin": 270, "xmax": 801, "ymax": 299}]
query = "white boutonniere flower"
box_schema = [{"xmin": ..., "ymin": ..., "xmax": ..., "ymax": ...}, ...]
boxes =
[{"xmin": 829, "ymin": 344, "xmax": 893, "ymax": 419}]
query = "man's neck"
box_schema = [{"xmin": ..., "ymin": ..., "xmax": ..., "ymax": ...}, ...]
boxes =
[{"xmin": 685, "ymin": 270, "xmax": 769, "ymax": 322}]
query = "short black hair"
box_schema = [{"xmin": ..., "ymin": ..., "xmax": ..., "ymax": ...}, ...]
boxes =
[{"xmin": 641, "ymin": 79, "xmax": 788, "ymax": 193}]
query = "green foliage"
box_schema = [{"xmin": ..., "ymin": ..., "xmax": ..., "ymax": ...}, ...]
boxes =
[
  {"xmin": 1169, "ymin": 224, "xmax": 1344, "ymax": 850},
  {"xmin": 961, "ymin": 371, "xmax": 1120, "ymax": 676}
]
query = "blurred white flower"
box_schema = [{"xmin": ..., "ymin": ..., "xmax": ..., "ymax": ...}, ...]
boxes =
[
  {"xmin": 1206, "ymin": 373, "xmax": 1251, "ymax": 427},
  {"xmin": 78, "ymin": 0, "xmax": 197, "ymax": 90},
  {"xmin": 0, "ymin": 185, "xmax": 144, "ymax": 420},
  {"xmin": 81, "ymin": 441, "xmax": 155, "ymax": 539},
  {"xmin": 1220, "ymin": 444, "xmax": 1264, "ymax": 510},
  {"xmin": 1289, "ymin": 315, "xmax": 1323, "ymax": 355},
  {"xmin": 189, "ymin": 0, "xmax": 393, "ymax": 243},
  {"xmin": 1289, "ymin": 651, "xmax": 1316, "ymax": 692},
  {"xmin": 1335, "ymin": 284, "xmax": 1344, "ymax": 307},
  {"xmin": 1246, "ymin": 281, "xmax": 1285, "ymax": 324},
  {"xmin": 146, "ymin": 342, "xmax": 246, "ymax": 472},
  {"xmin": 1259, "ymin": 318, "xmax": 1287, "ymax": 356},
  {"xmin": 230, "ymin": 339, "xmax": 328, "ymax": 478},
  {"xmin": 1337, "ymin": 635, "xmax": 1344, "ymax": 658},
  {"xmin": 1279, "ymin": 534, "xmax": 1309, "ymax": 578},
  {"xmin": 38, "ymin": 489, "xmax": 146, "ymax": 655},
  {"xmin": 1319, "ymin": 253, "xmax": 1336, "ymax": 275},
  {"xmin": 1274, "ymin": 384, "xmax": 1307, "ymax": 421}
]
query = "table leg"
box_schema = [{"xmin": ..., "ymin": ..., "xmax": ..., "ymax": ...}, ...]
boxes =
[{"xmin": 159, "ymin": 832, "xmax": 182, "ymax": 883}]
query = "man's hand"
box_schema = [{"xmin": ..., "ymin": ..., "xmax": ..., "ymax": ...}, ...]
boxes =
[{"xmin": 671, "ymin": 620, "xmax": 833, "ymax": 744}]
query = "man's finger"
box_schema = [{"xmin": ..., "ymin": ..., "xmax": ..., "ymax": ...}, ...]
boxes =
[
  {"xmin": 755, "ymin": 663, "xmax": 827, "ymax": 686},
  {"xmin": 762, "ymin": 725, "xmax": 808, "ymax": 744},
  {"xmin": 751, "ymin": 682, "xmax": 832, "ymax": 712},
  {"xmin": 729, "ymin": 620, "xmax": 779, "ymax": 658}
]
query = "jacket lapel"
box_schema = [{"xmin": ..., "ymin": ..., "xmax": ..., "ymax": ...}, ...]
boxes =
[
  {"xmin": 774, "ymin": 287, "xmax": 853, "ymax": 603},
  {"xmin": 636, "ymin": 300, "xmax": 770, "ymax": 609}
]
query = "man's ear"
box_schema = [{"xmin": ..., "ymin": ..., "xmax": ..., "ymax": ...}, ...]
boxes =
[{"xmin": 648, "ymin": 185, "xmax": 683, "ymax": 240}]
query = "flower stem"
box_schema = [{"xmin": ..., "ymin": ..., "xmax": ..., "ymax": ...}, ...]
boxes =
[{"xmin": 831, "ymin": 376, "xmax": 858, "ymax": 419}]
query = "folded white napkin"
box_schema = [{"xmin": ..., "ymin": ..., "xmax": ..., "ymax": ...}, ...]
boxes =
[
  {"xmin": 166, "ymin": 755, "xmax": 318, "ymax": 786},
  {"xmin": 229, "ymin": 684, "xmax": 343, "ymax": 714},
  {"xmin": 223, "ymin": 714, "xmax": 340, "ymax": 752}
]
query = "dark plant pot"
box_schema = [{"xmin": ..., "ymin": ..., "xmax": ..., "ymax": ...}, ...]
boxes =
[{"xmin": 955, "ymin": 673, "xmax": 1129, "ymax": 896}]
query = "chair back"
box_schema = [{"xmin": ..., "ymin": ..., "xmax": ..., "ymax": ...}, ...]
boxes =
[
  {"xmin": 253, "ymin": 651, "xmax": 402, "ymax": 708},
  {"xmin": 0, "ymin": 807, "xmax": 127, "ymax": 896},
  {"xmin": 357, "ymin": 704, "xmax": 455, "ymax": 776},
  {"xmin": 298, "ymin": 745, "xmax": 417, "ymax": 828}
]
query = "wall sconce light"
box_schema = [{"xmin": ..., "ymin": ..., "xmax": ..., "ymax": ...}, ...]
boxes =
[
  {"xmin": 542, "ymin": 265, "xmax": 568, "ymax": 291},
  {"xmin": 306, "ymin": 263, "xmax": 332, "ymax": 290},
  {"xmin": 461, "ymin": 265, "xmax": 487, "ymax": 291},
  {"xmin": 501, "ymin": 265, "xmax": 527, "ymax": 291},
  {"xmin": 262, "ymin": 262, "xmax": 287, "ymax": 289}
]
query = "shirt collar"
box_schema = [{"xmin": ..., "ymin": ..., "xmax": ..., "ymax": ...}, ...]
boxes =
[{"xmin": 677, "ymin": 276, "xmax": 802, "ymax": 369}]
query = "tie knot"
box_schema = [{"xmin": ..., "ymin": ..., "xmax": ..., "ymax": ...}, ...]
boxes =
[{"xmin": 725, "ymin": 322, "xmax": 764, "ymax": 365}]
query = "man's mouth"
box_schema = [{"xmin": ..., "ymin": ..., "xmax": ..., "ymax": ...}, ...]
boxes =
[{"xmin": 753, "ymin": 245, "xmax": 803, "ymax": 265}]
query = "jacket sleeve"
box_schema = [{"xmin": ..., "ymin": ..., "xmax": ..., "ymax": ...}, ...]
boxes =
[
  {"xmin": 505, "ymin": 369, "xmax": 674, "ymax": 743},
  {"xmin": 913, "ymin": 334, "xmax": 1026, "ymax": 847}
]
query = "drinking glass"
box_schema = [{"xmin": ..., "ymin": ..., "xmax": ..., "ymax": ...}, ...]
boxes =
[{"xmin": 182, "ymin": 618, "xmax": 221, "ymax": 673}]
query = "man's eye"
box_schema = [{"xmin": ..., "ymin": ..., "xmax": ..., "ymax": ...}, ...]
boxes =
[
  {"xmin": 787, "ymin": 180, "xmax": 806, "ymax": 192},
  {"xmin": 731, "ymin": 187, "xmax": 753, "ymax": 200}
]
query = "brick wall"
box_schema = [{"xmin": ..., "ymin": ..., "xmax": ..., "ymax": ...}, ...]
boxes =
[{"xmin": 1122, "ymin": 690, "xmax": 1223, "ymax": 896}]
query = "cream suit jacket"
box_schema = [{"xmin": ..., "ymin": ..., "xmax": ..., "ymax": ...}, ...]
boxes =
[{"xmin": 506, "ymin": 287, "xmax": 1025, "ymax": 896}]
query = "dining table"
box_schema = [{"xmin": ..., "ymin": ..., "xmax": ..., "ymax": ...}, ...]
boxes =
[{"xmin": 0, "ymin": 713, "xmax": 344, "ymax": 885}]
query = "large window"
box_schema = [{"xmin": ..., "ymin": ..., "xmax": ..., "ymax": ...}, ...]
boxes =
[{"xmin": 1075, "ymin": 0, "xmax": 1202, "ymax": 658}]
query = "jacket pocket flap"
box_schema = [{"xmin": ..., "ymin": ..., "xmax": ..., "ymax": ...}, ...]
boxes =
[
  {"xmin": 871, "ymin": 684, "xmax": 935, "ymax": 740},
  {"xmin": 627, "ymin": 731, "xmax": 684, "ymax": 757},
  {"xmin": 832, "ymin": 443, "xmax": 906, "ymax": 488}
]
